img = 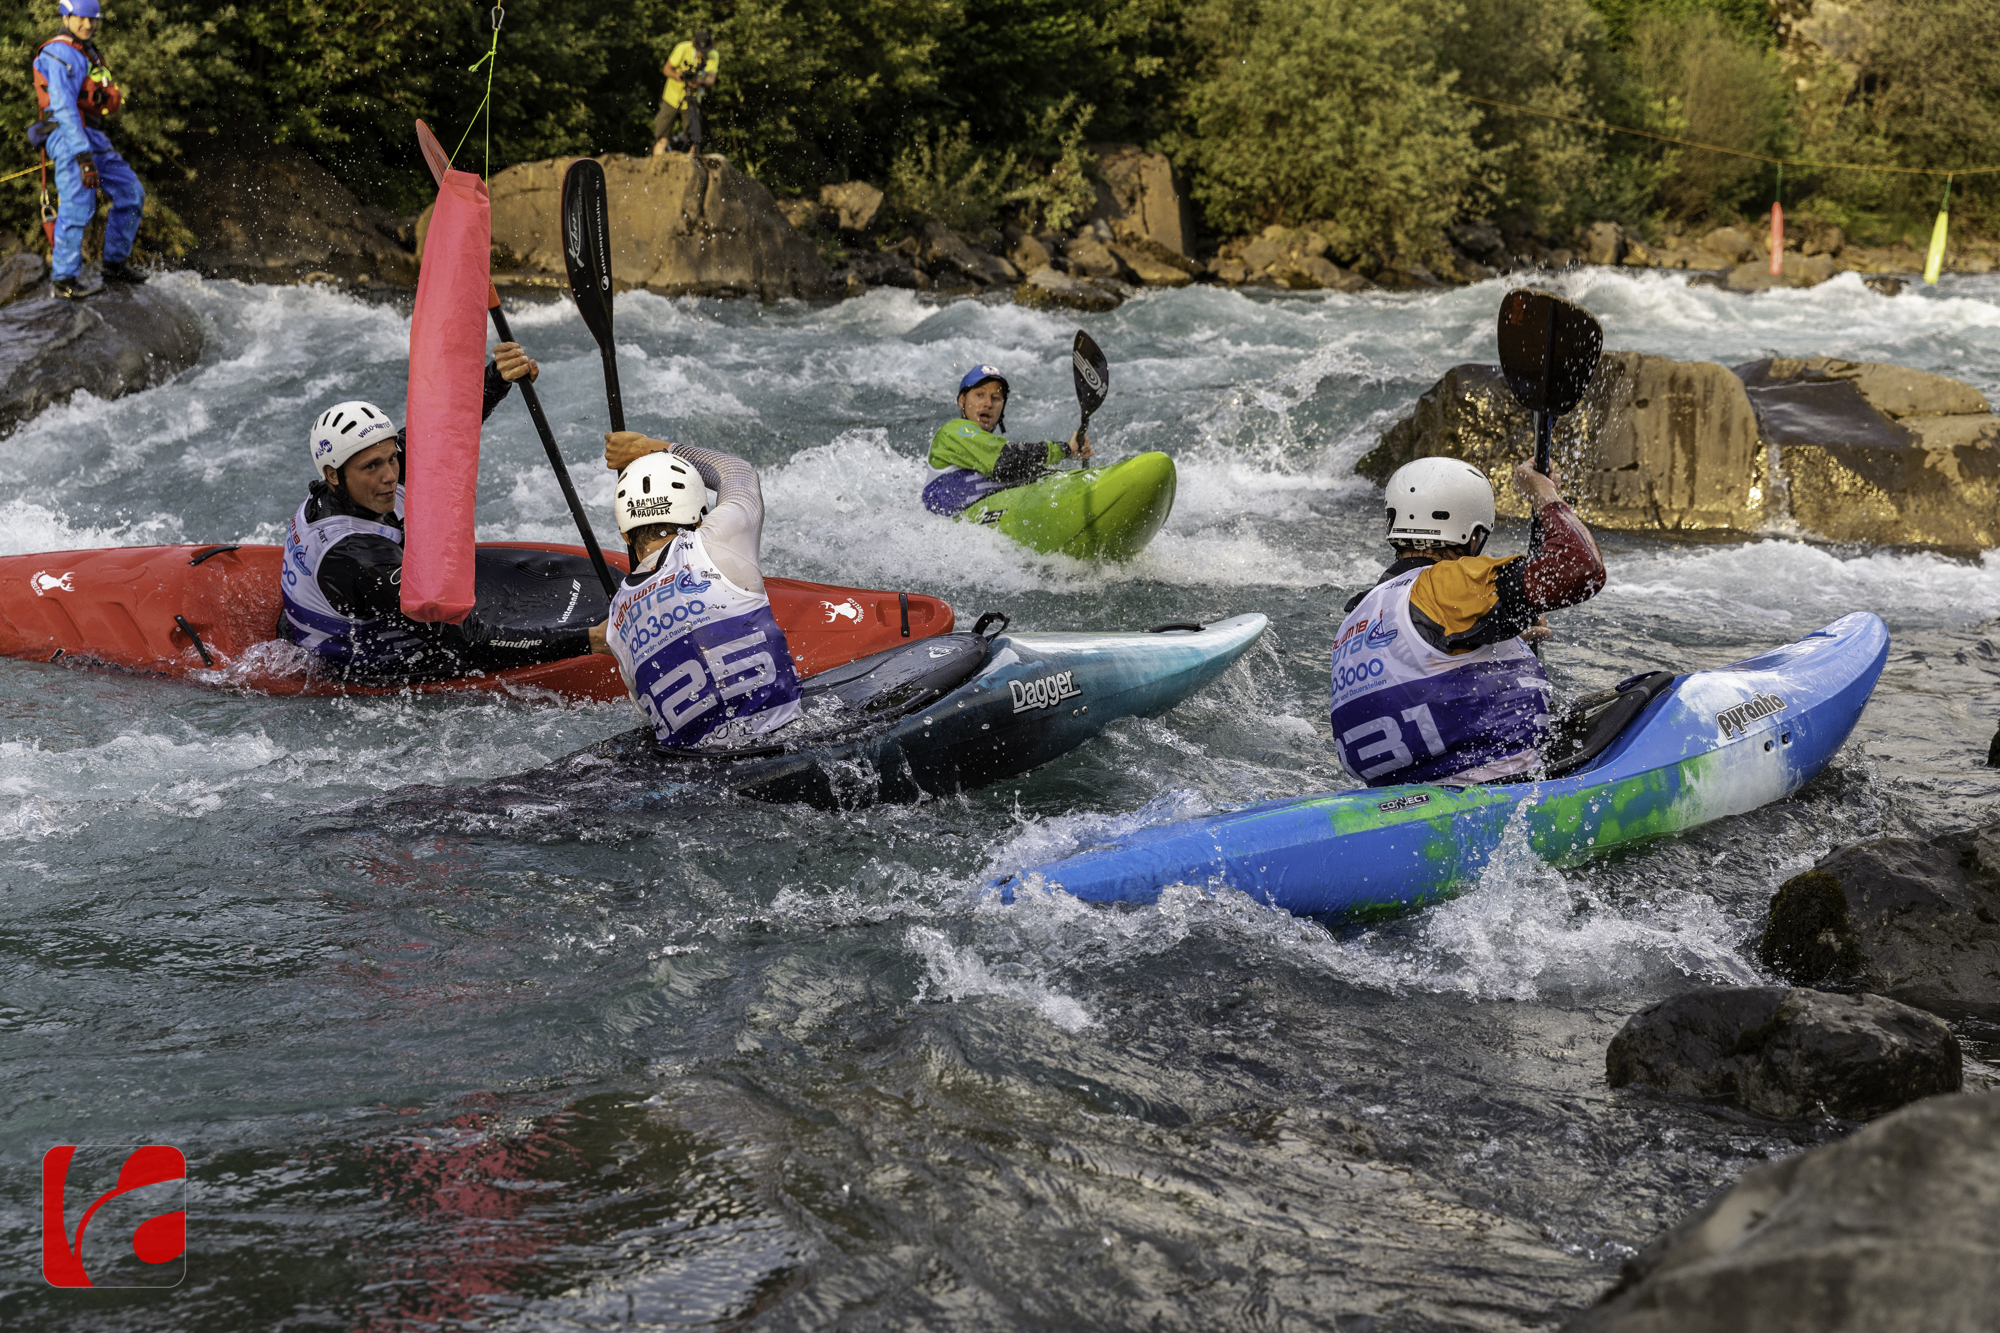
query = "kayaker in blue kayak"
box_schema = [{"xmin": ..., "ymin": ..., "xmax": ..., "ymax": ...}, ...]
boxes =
[
  {"xmin": 1333, "ymin": 456, "xmax": 1606, "ymax": 785},
  {"xmin": 923, "ymin": 365, "xmax": 1092, "ymax": 515},
  {"xmin": 589, "ymin": 431, "xmax": 803, "ymax": 750}
]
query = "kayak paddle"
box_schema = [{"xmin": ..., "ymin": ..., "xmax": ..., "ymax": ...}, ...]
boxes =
[
  {"xmin": 560, "ymin": 158, "xmax": 625, "ymax": 434},
  {"xmin": 413, "ymin": 120, "xmax": 615, "ymax": 597},
  {"xmin": 1071, "ymin": 330, "xmax": 1109, "ymax": 466},
  {"xmin": 1496, "ymin": 289, "xmax": 1602, "ymax": 476}
]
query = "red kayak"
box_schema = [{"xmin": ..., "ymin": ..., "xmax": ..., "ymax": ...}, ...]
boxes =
[{"xmin": 0, "ymin": 542, "xmax": 953, "ymax": 700}]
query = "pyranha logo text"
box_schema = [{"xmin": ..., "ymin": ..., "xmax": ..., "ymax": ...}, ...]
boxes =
[
  {"xmin": 1716, "ymin": 692, "xmax": 1787, "ymax": 739},
  {"xmin": 43, "ymin": 1145, "xmax": 187, "ymax": 1288}
]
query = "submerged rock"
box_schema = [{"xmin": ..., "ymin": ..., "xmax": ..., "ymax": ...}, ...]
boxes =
[
  {"xmin": 1606, "ymin": 986, "xmax": 1960, "ymax": 1121},
  {"xmin": 1761, "ymin": 819, "xmax": 2000, "ymax": 1023},
  {"xmin": 159, "ymin": 140, "xmax": 417, "ymax": 287},
  {"xmin": 1367, "ymin": 351, "xmax": 2000, "ymax": 550},
  {"xmin": 424, "ymin": 152, "xmax": 834, "ymax": 301},
  {"xmin": 1566, "ymin": 1092, "xmax": 2000, "ymax": 1333},
  {"xmin": 1014, "ymin": 267, "xmax": 1121, "ymax": 312},
  {"xmin": 0, "ymin": 282, "xmax": 204, "ymax": 436}
]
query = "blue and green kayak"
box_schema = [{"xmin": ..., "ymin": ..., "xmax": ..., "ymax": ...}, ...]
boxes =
[{"xmin": 989, "ymin": 613, "xmax": 1889, "ymax": 919}]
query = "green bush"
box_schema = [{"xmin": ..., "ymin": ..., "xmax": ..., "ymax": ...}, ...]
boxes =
[
  {"xmin": 1172, "ymin": 0, "xmax": 1484, "ymax": 266},
  {"xmin": 1625, "ymin": 11, "xmax": 1788, "ymax": 225},
  {"xmin": 888, "ymin": 121, "xmax": 1020, "ymax": 232}
]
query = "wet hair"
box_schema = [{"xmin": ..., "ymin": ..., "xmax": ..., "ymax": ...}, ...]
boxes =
[{"xmin": 1390, "ymin": 537, "xmax": 1475, "ymax": 559}]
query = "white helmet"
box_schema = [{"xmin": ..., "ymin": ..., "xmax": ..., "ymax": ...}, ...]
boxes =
[
  {"xmin": 1383, "ymin": 457, "xmax": 1496, "ymax": 547},
  {"xmin": 614, "ymin": 451, "xmax": 707, "ymax": 535},
  {"xmin": 309, "ymin": 401, "xmax": 399, "ymax": 477}
]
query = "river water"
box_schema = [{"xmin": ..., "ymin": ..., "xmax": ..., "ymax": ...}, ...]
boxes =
[{"xmin": 3, "ymin": 269, "xmax": 1998, "ymax": 1329}]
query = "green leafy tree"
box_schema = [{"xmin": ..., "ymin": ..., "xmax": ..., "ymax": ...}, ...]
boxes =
[{"xmin": 1171, "ymin": 0, "xmax": 1485, "ymax": 266}]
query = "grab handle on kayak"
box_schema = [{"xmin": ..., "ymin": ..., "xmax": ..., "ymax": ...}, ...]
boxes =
[
  {"xmin": 188, "ymin": 544, "xmax": 241, "ymax": 567},
  {"xmin": 173, "ymin": 615, "xmax": 214, "ymax": 667},
  {"xmin": 973, "ymin": 611, "xmax": 1010, "ymax": 639},
  {"xmin": 1146, "ymin": 622, "xmax": 1205, "ymax": 633},
  {"xmin": 900, "ymin": 591, "xmax": 910, "ymax": 638}
]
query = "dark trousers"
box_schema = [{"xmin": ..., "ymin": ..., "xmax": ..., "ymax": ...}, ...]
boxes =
[{"xmin": 652, "ymin": 96, "xmax": 702, "ymax": 147}]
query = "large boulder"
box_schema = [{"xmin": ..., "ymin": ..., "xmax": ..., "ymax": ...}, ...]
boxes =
[
  {"xmin": 421, "ymin": 153, "xmax": 834, "ymax": 301},
  {"xmin": 1565, "ymin": 1092, "xmax": 2000, "ymax": 1333},
  {"xmin": 1361, "ymin": 353, "xmax": 1766, "ymax": 531},
  {"xmin": 157, "ymin": 141, "xmax": 417, "ymax": 287},
  {"xmin": 1738, "ymin": 356, "xmax": 2000, "ymax": 551},
  {"xmin": 1365, "ymin": 352, "xmax": 2000, "ymax": 549},
  {"xmin": 1758, "ymin": 819, "xmax": 2000, "ymax": 1023},
  {"xmin": 1605, "ymin": 986, "xmax": 1960, "ymax": 1122},
  {"xmin": 1090, "ymin": 143, "xmax": 1197, "ymax": 259},
  {"xmin": 0, "ymin": 282, "xmax": 204, "ymax": 437}
]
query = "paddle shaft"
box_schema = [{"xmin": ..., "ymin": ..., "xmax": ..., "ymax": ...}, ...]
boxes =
[
  {"xmin": 488, "ymin": 302, "xmax": 618, "ymax": 597},
  {"xmin": 598, "ymin": 342, "xmax": 627, "ymax": 434},
  {"xmin": 1534, "ymin": 313, "xmax": 1558, "ymax": 476}
]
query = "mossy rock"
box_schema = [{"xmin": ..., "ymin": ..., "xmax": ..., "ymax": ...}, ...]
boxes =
[{"xmin": 1757, "ymin": 870, "xmax": 1865, "ymax": 985}]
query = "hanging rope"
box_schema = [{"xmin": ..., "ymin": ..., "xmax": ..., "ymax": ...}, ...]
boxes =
[
  {"xmin": 1449, "ymin": 90, "xmax": 2000, "ymax": 178},
  {"xmin": 450, "ymin": 6, "xmax": 505, "ymax": 177}
]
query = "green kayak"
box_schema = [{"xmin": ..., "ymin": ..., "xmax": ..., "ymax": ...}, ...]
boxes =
[{"xmin": 959, "ymin": 452, "xmax": 1177, "ymax": 560}]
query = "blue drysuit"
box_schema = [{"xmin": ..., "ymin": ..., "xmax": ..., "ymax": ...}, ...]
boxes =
[{"xmin": 33, "ymin": 35, "xmax": 144, "ymax": 281}]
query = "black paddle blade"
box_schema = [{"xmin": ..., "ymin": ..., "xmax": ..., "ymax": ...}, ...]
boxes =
[
  {"xmin": 1497, "ymin": 289, "xmax": 1602, "ymax": 416},
  {"xmin": 1072, "ymin": 330, "xmax": 1109, "ymax": 418},
  {"xmin": 561, "ymin": 158, "xmax": 615, "ymax": 349}
]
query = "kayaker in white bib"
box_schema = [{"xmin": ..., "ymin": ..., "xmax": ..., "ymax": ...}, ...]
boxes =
[
  {"xmin": 590, "ymin": 432, "xmax": 802, "ymax": 750},
  {"xmin": 1332, "ymin": 457, "xmax": 1606, "ymax": 785},
  {"xmin": 923, "ymin": 364, "xmax": 1092, "ymax": 515},
  {"xmin": 280, "ymin": 342, "xmax": 590, "ymax": 677}
]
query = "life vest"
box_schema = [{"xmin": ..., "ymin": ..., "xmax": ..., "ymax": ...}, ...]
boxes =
[
  {"xmin": 1329, "ymin": 567, "xmax": 1552, "ymax": 785},
  {"xmin": 279, "ymin": 489, "xmax": 427, "ymax": 670},
  {"xmin": 605, "ymin": 529, "xmax": 801, "ymax": 750},
  {"xmin": 32, "ymin": 34, "xmax": 121, "ymax": 129}
]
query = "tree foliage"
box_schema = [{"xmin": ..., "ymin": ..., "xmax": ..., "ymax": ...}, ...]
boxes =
[{"xmin": 6, "ymin": 0, "xmax": 2000, "ymax": 264}]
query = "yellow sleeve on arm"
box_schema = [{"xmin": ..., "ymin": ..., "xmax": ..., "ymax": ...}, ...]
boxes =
[{"xmin": 1408, "ymin": 556, "xmax": 1510, "ymax": 644}]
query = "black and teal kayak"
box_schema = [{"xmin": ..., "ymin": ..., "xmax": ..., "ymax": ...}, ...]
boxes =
[
  {"xmin": 442, "ymin": 614, "xmax": 1267, "ymax": 812},
  {"xmin": 988, "ymin": 613, "xmax": 1889, "ymax": 919}
]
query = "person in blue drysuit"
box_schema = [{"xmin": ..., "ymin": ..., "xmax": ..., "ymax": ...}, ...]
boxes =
[{"xmin": 30, "ymin": 0, "xmax": 146, "ymax": 299}]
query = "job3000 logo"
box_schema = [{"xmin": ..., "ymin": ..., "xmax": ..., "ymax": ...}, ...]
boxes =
[{"xmin": 42, "ymin": 1145, "xmax": 187, "ymax": 1288}]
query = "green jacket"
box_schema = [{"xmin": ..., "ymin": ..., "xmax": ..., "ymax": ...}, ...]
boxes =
[{"xmin": 927, "ymin": 418, "xmax": 1062, "ymax": 479}]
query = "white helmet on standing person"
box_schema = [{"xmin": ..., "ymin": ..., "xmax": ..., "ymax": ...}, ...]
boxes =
[
  {"xmin": 1383, "ymin": 457, "xmax": 1496, "ymax": 549},
  {"xmin": 614, "ymin": 451, "xmax": 708, "ymax": 534},
  {"xmin": 308, "ymin": 401, "xmax": 399, "ymax": 477}
]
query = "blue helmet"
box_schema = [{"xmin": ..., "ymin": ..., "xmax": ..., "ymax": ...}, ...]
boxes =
[
  {"xmin": 957, "ymin": 364, "xmax": 1008, "ymax": 396},
  {"xmin": 59, "ymin": 0, "xmax": 103, "ymax": 16}
]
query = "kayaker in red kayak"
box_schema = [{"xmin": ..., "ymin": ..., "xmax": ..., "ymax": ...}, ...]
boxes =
[
  {"xmin": 922, "ymin": 365, "xmax": 1092, "ymax": 516},
  {"xmin": 280, "ymin": 342, "xmax": 591, "ymax": 678},
  {"xmin": 1332, "ymin": 456, "xmax": 1606, "ymax": 785},
  {"xmin": 587, "ymin": 431, "xmax": 803, "ymax": 749}
]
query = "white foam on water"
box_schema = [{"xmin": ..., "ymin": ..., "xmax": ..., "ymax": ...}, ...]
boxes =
[
  {"xmin": 1601, "ymin": 539, "xmax": 2000, "ymax": 631},
  {"xmin": 0, "ymin": 498, "xmax": 181, "ymax": 556},
  {"xmin": 905, "ymin": 922, "xmax": 1097, "ymax": 1033}
]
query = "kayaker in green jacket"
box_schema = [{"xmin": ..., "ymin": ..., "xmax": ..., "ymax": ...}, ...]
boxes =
[{"xmin": 924, "ymin": 364, "xmax": 1092, "ymax": 516}]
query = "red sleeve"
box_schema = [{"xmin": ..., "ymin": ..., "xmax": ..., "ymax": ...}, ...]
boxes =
[{"xmin": 1520, "ymin": 501, "xmax": 1605, "ymax": 612}]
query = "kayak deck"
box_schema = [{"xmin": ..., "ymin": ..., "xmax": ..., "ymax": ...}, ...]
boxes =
[
  {"xmin": 0, "ymin": 542, "xmax": 953, "ymax": 699},
  {"xmin": 961, "ymin": 452, "xmax": 1177, "ymax": 560},
  {"xmin": 990, "ymin": 613, "xmax": 1890, "ymax": 919}
]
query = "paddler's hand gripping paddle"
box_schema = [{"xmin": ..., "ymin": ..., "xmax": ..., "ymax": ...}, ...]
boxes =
[
  {"xmin": 414, "ymin": 119, "xmax": 617, "ymax": 598},
  {"xmin": 1496, "ymin": 288, "xmax": 1602, "ymax": 477},
  {"xmin": 1070, "ymin": 329, "xmax": 1109, "ymax": 468}
]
